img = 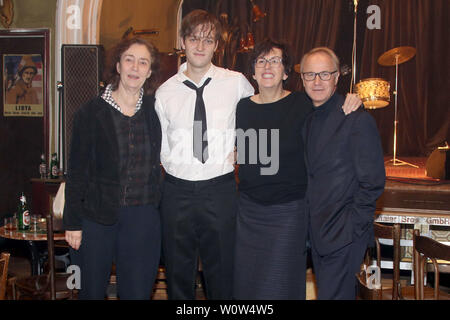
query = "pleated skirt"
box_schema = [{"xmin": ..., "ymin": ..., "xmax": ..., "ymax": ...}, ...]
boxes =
[{"xmin": 233, "ymin": 193, "xmax": 308, "ymax": 300}]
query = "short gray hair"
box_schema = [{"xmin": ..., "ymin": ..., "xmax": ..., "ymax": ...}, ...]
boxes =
[{"xmin": 300, "ymin": 47, "xmax": 340, "ymax": 73}]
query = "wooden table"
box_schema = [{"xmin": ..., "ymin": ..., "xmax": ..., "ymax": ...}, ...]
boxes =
[
  {"xmin": 375, "ymin": 178, "xmax": 450, "ymax": 278},
  {"xmin": 0, "ymin": 225, "xmax": 65, "ymax": 275},
  {"xmin": 376, "ymin": 178, "xmax": 450, "ymax": 238}
]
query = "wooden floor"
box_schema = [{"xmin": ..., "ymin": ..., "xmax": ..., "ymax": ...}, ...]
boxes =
[
  {"xmin": 5, "ymin": 256, "xmax": 314, "ymax": 300},
  {"xmin": 3, "ymin": 157, "xmax": 449, "ymax": 300},
  {"xmin": 105, "ymin": 266, "xmax": 317, "ymax": 300},
  {"xmin": 8, "ymin": 256, "xmax": 449, "ymax": 300}
]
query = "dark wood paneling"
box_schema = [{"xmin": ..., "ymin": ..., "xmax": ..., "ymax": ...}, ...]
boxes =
[{"xmin": 0, "ymin": 29, "xmax": 50, "ymax": 219}]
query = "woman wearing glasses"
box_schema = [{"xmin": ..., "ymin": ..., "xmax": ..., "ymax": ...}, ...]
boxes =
[{"xmin": 233, "ymin": 39, "xmax": 361, "ymax": 299}]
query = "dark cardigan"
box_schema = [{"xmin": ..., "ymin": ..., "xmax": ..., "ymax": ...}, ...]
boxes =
[{"xmin": 63, "ymin": 95, "xmax": 162, "ymax": 230}]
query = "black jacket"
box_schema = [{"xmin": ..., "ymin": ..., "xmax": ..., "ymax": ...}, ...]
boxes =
[
  {"xmin": 303, "ymin": 93, "xmax": 385, "ymax": 255},
  {"xmin": 63, "ymin": 96, "xmax": 162, "ymax": 230}
]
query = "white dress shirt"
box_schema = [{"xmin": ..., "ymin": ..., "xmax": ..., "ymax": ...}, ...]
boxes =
[{"xmin": 155, "ymin": 62, "xmax": 254, "ymax": 181}]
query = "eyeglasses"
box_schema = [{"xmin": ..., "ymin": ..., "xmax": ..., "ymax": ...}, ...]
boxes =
[
  {"xmin": 301, "ymin": 70, "xmax": 338, "ymax": 81},
  {"xmin": 255, "ymin": 56, "xmax": 283, "ymax": 68}
]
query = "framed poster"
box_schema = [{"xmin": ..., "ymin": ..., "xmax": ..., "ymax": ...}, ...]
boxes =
[{"xmin": 3, "ymin": 53, "xmax": 43, "ymax": 117}]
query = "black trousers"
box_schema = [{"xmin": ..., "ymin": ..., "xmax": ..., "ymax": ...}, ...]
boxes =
[
  {"xmin": 74, "ymin": 204, "xmax": 161, "ymax": 300},
  {"xmin": 160, "ymin": 172, "xmax": 237, "ymax": 300},
  {"xmin": 311, "ymin": 231, "xmax": 369, "ymax": 300}
]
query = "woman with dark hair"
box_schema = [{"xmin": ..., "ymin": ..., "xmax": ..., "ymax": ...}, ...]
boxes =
[
  {"xmin": 63, "ymin": 37, "xmax": 162, "ymax": 300},
  {"xmin": 233, "ymin": 39, "xmax": 361, "ymax": 299}
]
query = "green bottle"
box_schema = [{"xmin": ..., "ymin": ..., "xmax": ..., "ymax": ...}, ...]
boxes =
[
  {"xmin": 17, "ymin": 193, "xmax": 30, "ymax": 231},
  {"xmin": 50, "ymin": 153, "xmax": 59, "ymax": 179}
]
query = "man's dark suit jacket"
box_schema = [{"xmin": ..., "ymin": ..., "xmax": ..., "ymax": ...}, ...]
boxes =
[
  {"xmin": 303, "ymin": 93, "xmax": 385, "ymax": 256},
  {"xmin": 63, "ymin": 96, "xmax": 162, "ymax": 231}
]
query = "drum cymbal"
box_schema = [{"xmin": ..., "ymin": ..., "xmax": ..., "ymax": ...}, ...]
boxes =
[{"xmin": 378, "ymin": 46, "xmax": 416, "ymax": 66}]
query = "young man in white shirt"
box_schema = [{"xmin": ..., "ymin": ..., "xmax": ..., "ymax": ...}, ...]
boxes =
[{"xmin": 155, "ymin": 9, "xmax": 254, "ymax": 299}]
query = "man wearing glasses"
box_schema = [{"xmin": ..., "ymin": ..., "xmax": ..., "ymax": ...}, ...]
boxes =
[{"xmin": 301, "ymin": 47, "xmax": 385, "ymax": 299}]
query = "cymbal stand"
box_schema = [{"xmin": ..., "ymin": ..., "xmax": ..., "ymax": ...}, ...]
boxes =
[
  {"xmin": 386, "ymin": 54, "xmax": 418, "ymax": 168},
  {"xmin": 350, "ymin": 0, "xmax": 358, "ymax": 93}
]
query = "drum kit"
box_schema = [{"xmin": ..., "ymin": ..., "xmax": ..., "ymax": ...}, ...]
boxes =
[{"xmin": 356, "ymin": 46, "xmax": 418, "ymax": 168}]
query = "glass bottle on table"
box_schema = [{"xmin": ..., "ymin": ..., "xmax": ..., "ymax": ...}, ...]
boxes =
[
  {"xmin": 50, "ymin": 153, "xmax": 59, "ymax": 179},
  {"xmin": 17, "ymin": 193, "xmax": 30, "ymax": 231},
  {"xmin": 39, "ymin": 153, "xmax": 47, "ymax": 179}
]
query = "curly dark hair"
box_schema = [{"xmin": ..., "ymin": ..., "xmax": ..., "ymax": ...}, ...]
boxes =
[
  {"xmin": 103, "ymin": 37, "xmax": 160, "ymax": 95},
  {"xmin": 248, "ymin": 38, "xmax": 293, "ymax": 82}
]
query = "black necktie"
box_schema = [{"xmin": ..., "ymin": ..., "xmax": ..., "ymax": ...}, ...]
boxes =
[{"xmin": 183, "ymin": 78, "xmax": 211, "ymax": 163}]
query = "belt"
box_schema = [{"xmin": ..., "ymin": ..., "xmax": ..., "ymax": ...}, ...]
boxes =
[{"xmin": 164, "ymin": 172, "xmax": 234, "ymax": 186}]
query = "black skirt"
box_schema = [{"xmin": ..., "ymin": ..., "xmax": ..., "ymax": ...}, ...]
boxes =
[{"xmin": 233, "ymin": 192, "xmax": 308, "ymax": 300}]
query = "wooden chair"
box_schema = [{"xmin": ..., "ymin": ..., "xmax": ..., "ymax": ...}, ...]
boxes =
[
  {"xmin": 13, "ymin": 213, "xmax": 75, "ymax": 300},
  {"xmin": 356, "ymin": 269, "xmax": 382, "ymax": 300},
  {"xmin": 372, "ymin": 222, "xmax": 401, "ymax": 299},
  {"xmin": 412, "ymin": 229, "xmax": 450, "ymax": 300},
  {"xmin": 0, "ymin": 252, "xmax": 10, "ymax": 300}
]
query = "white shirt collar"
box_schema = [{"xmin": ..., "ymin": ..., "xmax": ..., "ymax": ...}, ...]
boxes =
[{"xmin": 176, "ymin": 62, "xmax": 216, "ymax": 87}]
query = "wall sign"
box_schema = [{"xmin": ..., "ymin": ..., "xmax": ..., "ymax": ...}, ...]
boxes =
[{"xmin": 3, "ymin": 54, "xmax": 43, "ymax": 117}]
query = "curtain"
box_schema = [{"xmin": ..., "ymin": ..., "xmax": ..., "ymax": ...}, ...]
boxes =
[
  {"xmin": 182, "ymin": 0, "xmax": 449, "ymax": 157},
  {"xmin": 183, "ymin": 0, "xmax": 345, "ymax": 91},
  {"xmin": 359, "ymin": 0, "xmax": 449, "ymax": 156}
]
